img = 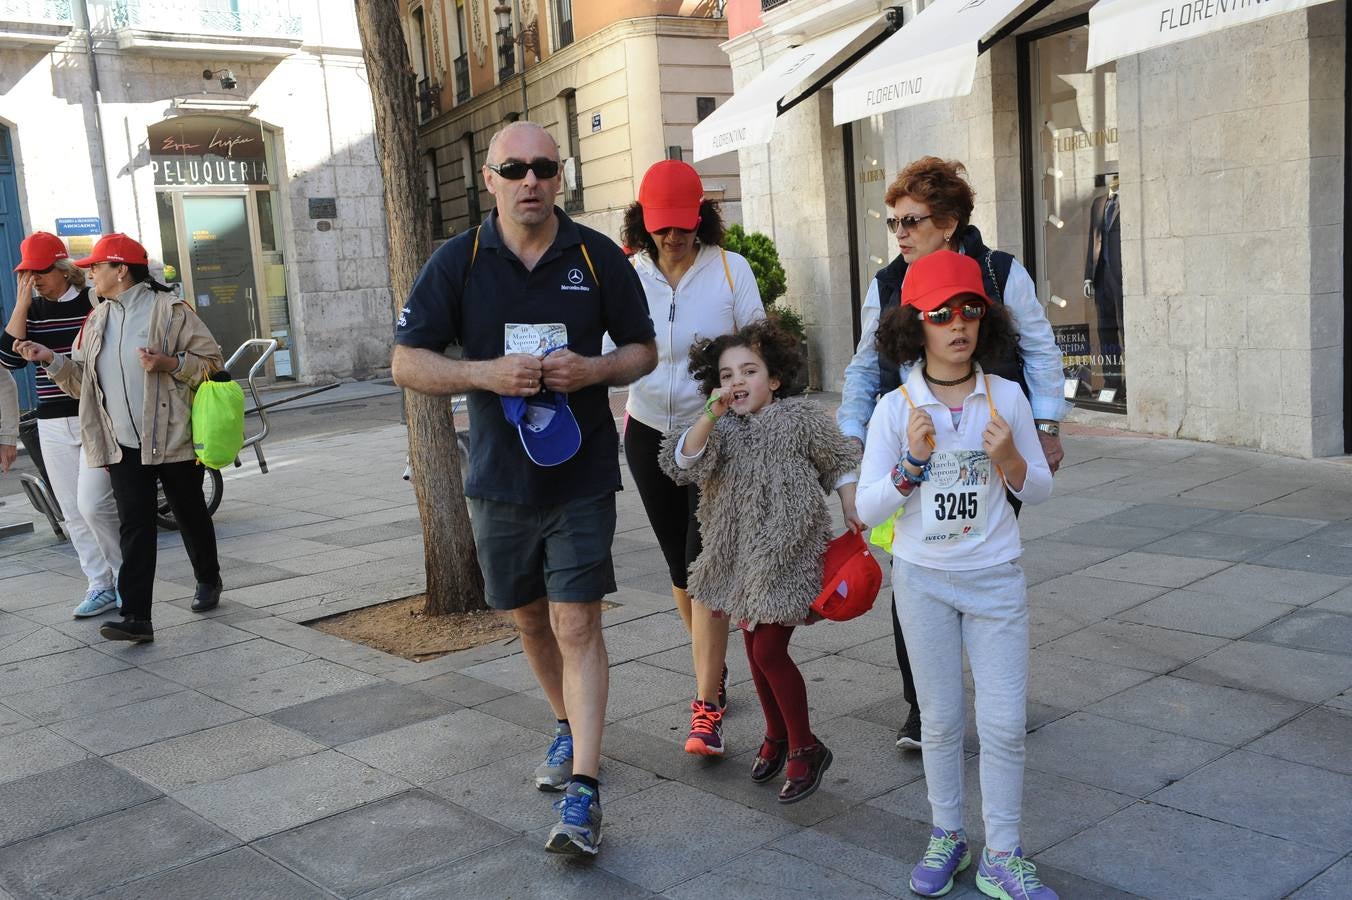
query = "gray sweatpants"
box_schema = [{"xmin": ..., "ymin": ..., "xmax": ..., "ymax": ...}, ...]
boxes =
[{"xmin": 894, "ymin": 557, "xmax": 1029, "ymax": 852}]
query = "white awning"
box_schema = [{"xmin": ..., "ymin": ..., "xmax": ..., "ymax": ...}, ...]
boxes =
[
  {"xmin": 1086, "ymin": 0, "xmax": 1338, "ymax": 68},
  {"xmin": 832, "ymin": 0, "xmax": 1031, "ymax": 125},
  {"xmin": 693, "ymin": 14, "xmax": 890, "ymax": 162}
]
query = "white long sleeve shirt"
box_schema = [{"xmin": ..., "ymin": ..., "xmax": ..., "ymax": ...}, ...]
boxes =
[
  {"xmin": 855, "ymin": 364, "xmax": 1053, "ymax": 570},
  {"xmin": 625, "ymin": 244, "xmax": 764, "ymax": 431}
]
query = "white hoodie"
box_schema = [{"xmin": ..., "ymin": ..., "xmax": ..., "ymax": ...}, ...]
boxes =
[{"xmin": 626, "ymin": 243, "xmax": 765, "ymax": 432}]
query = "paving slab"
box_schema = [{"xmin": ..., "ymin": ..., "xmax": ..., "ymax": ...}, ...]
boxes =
[
  {"xmin": 49, "ymin": 689, "xmax": 246, "ymax": 755},
  {"xmin": 459, "ymin": 650, "xmax": 543, "ymax": 694},
  {"xmin": 1024, "ymin": 649, "xmax": 1154, "ymax": 709},
  {"xmin": 1247, "ymin": 486, "xmax": 1352, "ymax": 521},
  {"xmin": 1185, "ymin": 563, "xmax": 1350, "ymax": 605},
  {"xmin": 1176, "ymin": 640, "xmax": 1352, "ymax": 703},
  {"xmin": 338, "ymin": 708, "xmax": 547, "ymax": 785},
  {"xmin": 1043, "ymin": 521, "xmax": 1179, "ymax": 551},
  {"xmin": 1290, "ymin": 855, "xmax": 1352, "ymax": 899},
  {"xmin": 172, "ymin": 749, "xmax": 407, "ymax": 841},
  {"xmin": 1256, "ymin": 539, "xmax": 1352, "ymax": 576},
  {"xmin": 265, "ymin": 682, "xmax": 456, "ymax": 746},
  {"xmin": 1086, "ymin": 675, "xmax": 1307, "ymax": 746},
  {"xmin": 585, "ymin": 779, "xmax": 797, "ymax": 893},
  {"xmin": 2, "ymin": 667, "xmax": 183, "ymax": 726},
  {"xmin": 93, "ymin": 619, "xmax": 255, "ymax": 664},
  {"xmin": 1150, "ymin": 749, "xmax": 1352, "ymax": 851},
  {"xmin": 1038, "ymin": 802, "xmax": 1333, "ymax": 900},
  {"xmin": 1094, "ymin": 503, "xmax": 1229, "ymax": 531},
  {"xmin": 1078, "ymin": 552, "xmax": 1232, "ymax": 588},
  {"xmin": 1312, "ymin": 584, "xmax": 1352, "ymax": 615},
  {"xmin": 197, "ymin": 658, "xmax": 382, "ymax": 714},
  {"xmin": 0, "ymin": 758, "xmax": 160, "ymax": 848},
  {"xmin": 1022, "ymin": 712, "xmax": 1228, "ymax": 797},
  {"xmin": 663, "ymin": 846, "xmax": 898, "ymax": 900},
  {"xmin": 142, "ymin": 637, "xmax": 312, "ymax": 689},
  {"xmin": 1026, "ymin": 574, "xmax": 1168, "ymax": 622},
  {"xmin": 255, "ymin": 790, "xmax": 514, "ymax": 897},
  {"xmin": 427, "ymin": 749, "xmax": 662, "ymax": 834},
  {"xmin": 798, "ymin": 654, "xmax": 906, "ymax": 718},
  {"xmin": 1246, "ymin": 707, "xmax": 1352, "ymax": 775},
  {"xmin": 0, "ymin": 626, "xmax": 81, "ymax": 664},
  {"xmin": 0, "ymin": 797, "xmax": 238, "ymax": 900},
  {"xmin": 94, "ymin": 846, "xmax": 333, "ymax": 899},
  {"xmin": 0, "ymin": 647, "xmax": 128, "ymax": 695},
  {"xmin": 1039, "ymin": 620, "xmax": 1226, "ymax": 673},
  {"xmin": 770, "ymin": 810, "xmax": 948, "ymax": 898},
  {"xmin": 1195, "ymin": 512, "xmax": 1329, "ymax": 541},
  {"xmin": 401, "ymin": 668, "xmax": 517, "ymax": 707},
  {"xmin": 0, "ymin": 704, "xmax": 32, "ymax": 739},
  {"xmin": 0, "ymin": 727, "xmax": 90, "ymax": 784},
  {"xmin": 358, "ymin": 837, "xmax": 655, "ymax": 899},
  {"xmin": 108, "ymin": 716, "xmax": 326, "ymax": 793},
  {"xmin": 1117, "ymin": 588, "xmax": 1298, "ymax": 638},
  {"xmin": 1136, "ymin": 529, "xmax": 1285, "ymax": 562},
  {"xmin": 872, "ymin": 755, "xmax": 1133, "ymax": 855},
  {"xmin": 1247, "ymin": 608, "xmax": 1352, "ymax": 656}
]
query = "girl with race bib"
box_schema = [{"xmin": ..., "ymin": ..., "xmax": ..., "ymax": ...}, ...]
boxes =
[{"xmin": 855, "ymin": 251, "xmax": 1055, "ymax": 900}]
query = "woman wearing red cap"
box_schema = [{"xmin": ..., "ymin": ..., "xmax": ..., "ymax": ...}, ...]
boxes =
[
  {"xmin": 2, "ymin": 232, "xmax": 123, "ymax": 617},
  {"xmin": 620, "ymin": 160, "xmax": 765, "ymax": 758},
  {"xmin": 13, "ymin": 233, "xmax": 224, "ymax": 643}
]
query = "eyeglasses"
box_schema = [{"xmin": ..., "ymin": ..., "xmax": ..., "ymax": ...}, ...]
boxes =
[
  {"xmin": 487, "ymin": 159, "xmax": 561, "ymax": 180},
  {"xmin": 653, "ymin": 226, "xmax": 696, "ymax": 237},
  {"xmin": 886, "ymin": 214, "xmax": 933, "ymax": 235},
  {"xmin": 919, "ymin": 303, "xmax": 986, "ymax": 325},
  {"xmin": 33, "ymin": 266, "xmax": 55, "ymax": 275}
]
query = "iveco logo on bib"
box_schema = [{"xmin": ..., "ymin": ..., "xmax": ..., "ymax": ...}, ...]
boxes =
[{"xmin": 560, "ymin": 268, "xmax": 591, "ymax": 292}]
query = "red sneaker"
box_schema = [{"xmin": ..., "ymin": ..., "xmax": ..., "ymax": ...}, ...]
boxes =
[{"xmin": 683, "ymin": 700, "xmax": 725, "ymax": 756}]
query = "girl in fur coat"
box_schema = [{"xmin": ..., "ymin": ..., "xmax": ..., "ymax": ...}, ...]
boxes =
[{"xmin": 661, "ymin": 320, "xmax": 859, "ymax": 804}]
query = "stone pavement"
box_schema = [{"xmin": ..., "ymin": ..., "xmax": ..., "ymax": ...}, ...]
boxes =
[{"xmin": 1, "ymin": 407, "xmax": 1351, "ymax": 899}]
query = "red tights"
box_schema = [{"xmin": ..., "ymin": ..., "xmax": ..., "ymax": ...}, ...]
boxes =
[{"xmin": 743, "ymin": 623, "xmax": 816, "ymax": 759}]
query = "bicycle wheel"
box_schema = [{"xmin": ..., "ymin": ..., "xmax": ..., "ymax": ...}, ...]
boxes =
[{"xmin": 156, "ymin": 466, "xmax": 224, "ymax": 530}]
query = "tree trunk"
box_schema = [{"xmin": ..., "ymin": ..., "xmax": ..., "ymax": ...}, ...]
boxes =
[{"xmin": 354, "ymin": 0, "xmax": 485, "ymax": 614}]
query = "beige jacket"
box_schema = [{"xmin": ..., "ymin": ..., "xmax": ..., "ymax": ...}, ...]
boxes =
[
  {"xmin": 0, "ymin": 368, "xmax": 17, "ymax": 444},
  {"xmin": 47, "ymin": 284, "xmax": 223, "ymax": 466}
]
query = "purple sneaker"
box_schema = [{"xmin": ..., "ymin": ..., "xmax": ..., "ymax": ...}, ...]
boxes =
[
  {"xmin": 909, "ymin": 827, "xmax": 971, "ymax": 897},
  {"xmin": 976, "ymin": 847, "xmax": 1057, "ymax": 900}
]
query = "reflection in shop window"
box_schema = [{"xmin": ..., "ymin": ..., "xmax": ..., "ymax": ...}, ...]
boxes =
[{"xmin": 1026, "ymin": 24, "xmax": 1124, "ymax": 408}]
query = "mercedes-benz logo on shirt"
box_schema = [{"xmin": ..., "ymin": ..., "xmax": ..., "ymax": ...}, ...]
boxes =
[{"xmin": 567, "ymin": 268, "xmax": 584, "ymax": 285}]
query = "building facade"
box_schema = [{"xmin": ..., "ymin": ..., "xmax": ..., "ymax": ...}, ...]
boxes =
[
  {"xmin": 719, "ymin": 0, "xmax": 1347, "ymax": 458},
  {"xmin": 0, "ymin": 0, "xmax": 391, "ymax": 403},
  {"xmin": 401, "ymin": 0, "xmax": 740, "ymax": 243}
]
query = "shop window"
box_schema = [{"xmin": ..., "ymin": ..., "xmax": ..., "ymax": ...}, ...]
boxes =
[{"xmin": 1022, "ymin": 22, "xmax": 1124, "ymax": 409}]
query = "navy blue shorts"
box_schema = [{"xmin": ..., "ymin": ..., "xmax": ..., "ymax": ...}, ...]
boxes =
[{"xmin": 467, "ymin": 492, "xmax": 617, "ymax": 610}]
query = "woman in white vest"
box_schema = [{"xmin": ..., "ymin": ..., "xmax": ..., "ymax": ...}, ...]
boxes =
[{"xmin": 621, "ymin": 160, "xmax": 764, "ymax": 758}]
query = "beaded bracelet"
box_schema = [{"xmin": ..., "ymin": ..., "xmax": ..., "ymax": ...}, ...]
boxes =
[{"xmin": 891, "ymin": 464, "xmax": 921, "ymax": 493}]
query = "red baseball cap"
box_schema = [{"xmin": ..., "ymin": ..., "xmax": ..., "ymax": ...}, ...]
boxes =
[
  {"xmin": 637, "ymin": 160, "xmax": 704, "ymax": 233},
  {"xmin": 14, "ymin": 232, "xmax": 69, "ymax": 272},
  {"xmin": 901, "ymin": 250, "xmax": 990, "ymax": 312},
  {"xmin": 811, "ymin": 531, "xmax": 883, "ymax": 622},
  {"xmin": 73, "ymin": 233, "xmax": 149, "ymax": 268}
]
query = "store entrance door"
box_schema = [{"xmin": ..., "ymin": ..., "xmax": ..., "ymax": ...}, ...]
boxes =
[{"xmin": 180, "ymin": 195, "xmax": 260, "ymax": 357}]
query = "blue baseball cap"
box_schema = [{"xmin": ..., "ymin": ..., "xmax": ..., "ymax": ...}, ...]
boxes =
[{"xmin": 500, "ymin": 391, "xmax": 582, "ymax": 467}]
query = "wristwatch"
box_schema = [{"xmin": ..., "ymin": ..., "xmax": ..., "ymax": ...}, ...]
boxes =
[{"xmin": 1036, "ymin": 422, "xmax": 1061, "ymax": 437}]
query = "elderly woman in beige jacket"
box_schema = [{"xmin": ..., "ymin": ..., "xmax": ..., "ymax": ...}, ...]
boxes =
[{"xmin": 14, "ymin": 233, "xmax": 224, "ymax": 643}]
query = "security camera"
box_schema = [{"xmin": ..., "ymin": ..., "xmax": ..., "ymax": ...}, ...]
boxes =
[{"xmin": 219, "ymin": 70, "xmax": 237, "ymax": 90}]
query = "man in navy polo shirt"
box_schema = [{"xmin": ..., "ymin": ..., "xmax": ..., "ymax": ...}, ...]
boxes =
[{"xmin": 393, "ymin": 122, "xmax": 656, "ymax": 857}]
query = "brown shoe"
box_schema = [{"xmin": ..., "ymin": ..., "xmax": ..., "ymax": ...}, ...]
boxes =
[
  {"xmin": 777, "ymin": 742, "xmax": 832, "ymax": 804},
  {"xmin": 750, "ymin": 736, "xmax": 788, "ymax": 784}
]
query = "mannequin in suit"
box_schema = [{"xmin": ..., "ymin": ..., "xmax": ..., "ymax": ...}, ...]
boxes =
[{"xmin": 1083, "ymin": 173, "xmax": 1122, "ymax": 392}]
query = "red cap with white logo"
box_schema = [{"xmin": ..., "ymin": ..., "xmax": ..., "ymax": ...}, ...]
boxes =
[
  {"xmin": 73, "ymin": 233, "xmax": 149, "ymax": 268},
  {"xmin": 14, "ymin": 232, "xmax": 69, "ymax": 272}
]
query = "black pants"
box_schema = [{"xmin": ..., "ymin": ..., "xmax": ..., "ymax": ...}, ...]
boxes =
[
  {"xmin": 623, "ymin": 417, "xmax": 701, "ymax": 590},
  {"xmin": 891, "ymin": 490, "xmax": 1023, "ymax": 716},
  {"xmin": 107, "ymin": 447, "xmax": 219, "ymax": 621}
]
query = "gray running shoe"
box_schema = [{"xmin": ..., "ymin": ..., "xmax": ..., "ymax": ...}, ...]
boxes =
[
  {"xmin": 534, "ymin": 725, "xmax": 573, "ymax": 791},
  {"xmin": 545, "ymin": 781, "xmax": 601, "ymax": 856}
]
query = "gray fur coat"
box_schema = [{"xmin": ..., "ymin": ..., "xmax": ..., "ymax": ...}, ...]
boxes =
[{"xmin": 660, "ymin": 397, "xmax": 860, "ymax": 626}]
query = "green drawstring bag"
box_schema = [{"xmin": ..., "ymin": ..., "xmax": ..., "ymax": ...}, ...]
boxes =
[{"xmin": 191, "ymin": 371, "xmax": 245, "ymax": 469}]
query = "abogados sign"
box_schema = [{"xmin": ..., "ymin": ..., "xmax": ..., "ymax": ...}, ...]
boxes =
[{"xmin": 149, "ymin": 115, "xmax": 269, "ymax": 187}]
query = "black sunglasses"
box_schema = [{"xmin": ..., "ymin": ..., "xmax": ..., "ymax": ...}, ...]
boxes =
[
  {"xmin": 487, "ymin": 159, "xmax": 561, "ymax": 180},
  {"xmin": 920, "ymin": 303, "xmax": 986, "ymax": 325},
  {"xmin": 886, "ymin": 214, "xmax": 933, "ymax": 235}
]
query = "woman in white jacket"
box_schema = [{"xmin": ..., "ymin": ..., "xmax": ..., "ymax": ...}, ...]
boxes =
[{"xmin": 622, "ymin": 160, "xmax": 764, "ymax": 756}]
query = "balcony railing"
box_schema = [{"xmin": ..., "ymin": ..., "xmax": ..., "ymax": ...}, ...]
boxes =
[
  {"xmin": 111, "ymin": 0, "xmax": 302, "ymax": 40},
  {"xmin": 453, "ymin": 53, "xmax": 470, "ymax": 103},
  {"xmin": 761, "ymin": 0, "xmax": 790, "ymax": 10},
  {"xmin": 557, "ymin": 17, "xmax": 572, "ymax": 48},
  {"xmin": 497, "ymin": 27, "xmax": 515, "ymax": 82},
  {"xmin": 0, "ymin": 0, "xmax": 73, "ymax": 23},
  {"xmin": 416, "ymin": 76, "xmax": 439, "ymax": 124}
]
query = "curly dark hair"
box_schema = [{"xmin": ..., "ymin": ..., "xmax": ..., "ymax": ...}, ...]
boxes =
[
  {"xmin": 621, "ymin": 198, "xmax": 726, "ymax": 258},
  {"xmin": 688, "ymin": 319, "xmax": 803, "ymax": 401},
  {"xmin": 883, "ymin": 156, "xmax": 975, "ymax": 236},
  {"xmin": 876, "ymin": 298, "xmax": 1019, "ymax": 369}
]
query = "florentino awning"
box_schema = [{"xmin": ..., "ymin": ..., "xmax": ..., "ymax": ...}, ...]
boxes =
[
  {"xmin": 832, "ymin": 0, "xmax": 1040, "ymax": 124},
  {"xmin": 1086, "ymin": 0, "xmax": 1339, "ymax": 68},
  {"xmin": 693, "ymin": 13, "xmax": 894, "ymax": 162}
]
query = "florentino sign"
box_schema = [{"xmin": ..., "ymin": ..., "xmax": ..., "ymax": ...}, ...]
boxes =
[{"xmin": 149, "ymin": 115, "xmax": 268, "ymax": 187}]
